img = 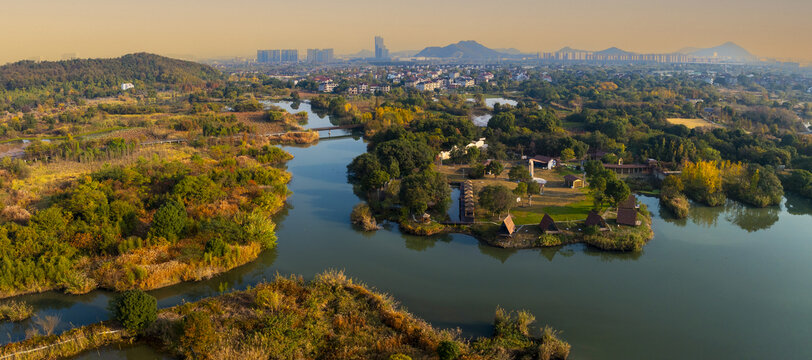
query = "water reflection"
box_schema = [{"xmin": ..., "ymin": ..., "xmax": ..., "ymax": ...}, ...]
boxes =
[
  {"xmin": 660, "ymin": 198, "xmax": 795, "ymax": 233},
  {"xmin": 538, "ymin": 247, "xmax": 576, "ymax": 262},
  {"xmin": 723, "ymin": 202, "xmax": 780, "ymax": 232},
  {"xmin": 476, "ymin": 243, "xmax": 519, "ymax": 263},
  {"xmin": 259, "ymin": 100, "xmax": 339, "ymax": 129},
  {"xmin": 784, "ymin": 193, "xmax": 812, "ymax": 216},
  {"xmin": 582, "ymin": 245, "xmax": 644, "ymax": 261}
]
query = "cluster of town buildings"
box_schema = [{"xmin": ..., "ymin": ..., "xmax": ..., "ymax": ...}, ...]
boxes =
[{"xmin": 312, "ymin": 64, "xmax": 518, "ymax": 94}]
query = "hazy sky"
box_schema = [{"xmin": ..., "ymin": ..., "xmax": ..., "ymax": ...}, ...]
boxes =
[{"xmin": 2, "ymin": 0, "xmax": 810, "ymax": 64}]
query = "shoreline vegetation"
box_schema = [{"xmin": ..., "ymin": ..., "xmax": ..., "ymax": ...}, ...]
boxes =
[
  {"xmin": 0, "ymin": 140, "xmax": 295, "ymax": 300},
  {"xmin": 397, "ymin": 204, "xmax": 654, "ymax": 252},
  {"xmin": 0, "ymin": 300, "xmax": 34, "ymax": 322},
  {"xmin": 2, "ymin": 271, "xmax": 571, "ymax": 360}
]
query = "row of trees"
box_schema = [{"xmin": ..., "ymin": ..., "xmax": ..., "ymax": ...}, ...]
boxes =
[{"xmin": 24, "ymin": 137, "xmax": 138, "ymax": 163}]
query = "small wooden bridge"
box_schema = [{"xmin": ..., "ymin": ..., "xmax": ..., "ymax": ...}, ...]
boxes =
[{"xmin": 309, "ymin": 124, "xmax": 364, "ymax": 131}]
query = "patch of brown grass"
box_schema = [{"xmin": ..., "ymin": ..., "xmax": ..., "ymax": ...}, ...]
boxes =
[{"xmin": 666, "ymin": 118, "xmax": 721, "ymax": 129}]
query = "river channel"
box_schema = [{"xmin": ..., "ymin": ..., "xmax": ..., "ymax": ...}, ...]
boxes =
[{"xmin": 5, "ymin": 101, "xmax": 812, "ymax": 359}]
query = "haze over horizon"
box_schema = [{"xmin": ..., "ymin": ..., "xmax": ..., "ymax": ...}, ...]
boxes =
[{"xmin": 2, "ymin": 0, "xmax": 811, "ymax": 64}]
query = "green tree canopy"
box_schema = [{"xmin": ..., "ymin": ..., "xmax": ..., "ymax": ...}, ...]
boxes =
[{"xmin": 109, "ymin": 289, "xmax": 157, "ymax": 333}]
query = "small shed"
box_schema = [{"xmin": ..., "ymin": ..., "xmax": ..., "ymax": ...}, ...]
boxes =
[
  {"xmin": 499, "ymin": 215, "xmax": 516, "ymax": 236},
  {"xmin": 617, "ymin": 207, "xmax": 641, "ymax": 226},
  {"xmin": 585, "ymin": 210, "xmax": 609, "ymax": 231},
  {"xmin": 564, "ymin": 175, "xmax": 584, "ymax": 189},
  {"xmin": 538, "ymin": 214, "xmax": 561, "ymax": 234}
]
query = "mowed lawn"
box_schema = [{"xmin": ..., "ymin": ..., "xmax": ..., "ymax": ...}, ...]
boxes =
[
  {"xmin": 511, "ymin": 194, "xmax": 596, "ymax": 224},
  {"xmin": 666, "ymin": 118, "xmax": 721, "ymax": 129}
]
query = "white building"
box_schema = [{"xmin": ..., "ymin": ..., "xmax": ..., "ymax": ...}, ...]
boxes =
[
  {"xmin": 121, "ymin": 83, "xmax": 135, "ymax": 91},
  {"xmin": 318, "ymin": 80, "xmax": 337, "ymax": 93},
  {"xmin": 438, "ymin": 138, "xmax": 488, "ymax": 160},
  {"xmin": 416, "ymin": 80, "xmax": 441, "ymax": 92}
]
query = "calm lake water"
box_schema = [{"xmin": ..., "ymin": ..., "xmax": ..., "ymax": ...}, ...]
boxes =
[
  {"xmin": 4, "ymin": 104, "xmax": 812, "ymax": 359},
  {"xmin": 469, "ymin": 97, "xmax": 518, "ymax": 127}
]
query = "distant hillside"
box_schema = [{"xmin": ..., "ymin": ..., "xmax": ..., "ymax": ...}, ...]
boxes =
[
  {"xmin": 0, "ymin": 53, "xmax": 222, "ymax": 111},
  {"xmin": 0, "ymin": 53, "xmax": 221, "ymax": 92},
  {"xmin": 594, "ymin": 47, "xmax": 637, "ymax": 57},
  {"xmin": 415, "ymin": 41, "xmax": 509, "ymax": 59},
  {"xmin": 687, "ymin": 42, "xmax": 756, "ymax": 60}
]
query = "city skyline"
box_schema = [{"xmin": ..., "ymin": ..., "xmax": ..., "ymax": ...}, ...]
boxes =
[{"xmin": 1, "ymin": 0, "xmax": 810, "ymax": 65}]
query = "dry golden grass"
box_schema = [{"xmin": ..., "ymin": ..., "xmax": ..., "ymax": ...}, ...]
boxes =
[
  {"xmin": 233, "ymin": 111, "xmax": 294, "ymax": 134},
  {"xmin": 90, "ymin": 241, "xmax": 263, "ymax": 292},
  {"xmin": 666, "ymin": 118, "xmax": 721, "ymax": 129}
]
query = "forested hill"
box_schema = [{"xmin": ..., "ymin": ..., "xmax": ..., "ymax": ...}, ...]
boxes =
[{"xmin": 0, "ymin": 53, "xmax": 222, "ymax": 111}]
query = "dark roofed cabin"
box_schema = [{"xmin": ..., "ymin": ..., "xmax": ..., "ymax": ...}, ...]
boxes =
[
  {"xmin": 584, "ymin": 210, "xmax": 609, "ymax": 231},
  {"xmin": 538, "ymin": 214, "xmax": 560, "ymax": 234},
  {"xmin": 499, "ymin": 215, "xmax": 516, "ymax": 236},
  {"xmin": 616, "ymin": 207, "xmax": 641, "ymax": 226}
]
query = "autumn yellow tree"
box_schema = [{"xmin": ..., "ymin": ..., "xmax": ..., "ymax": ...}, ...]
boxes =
[{"xmin": 681, "ymin": 160, "xmax": 725, "ymax": 206}]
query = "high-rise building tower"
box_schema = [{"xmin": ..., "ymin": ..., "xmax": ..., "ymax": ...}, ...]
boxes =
[
  {"xmin": 280, "ymin": 49, "xmax": 299, "ymax": 63},
  {"xmin": 307, "ymin": 49, "xmax": 334, "ymax": 64},
  {"xmin": 257, "ymin": 49, "xmax": 281, "ymax": 63},
  {"xmin": 374, "ymin": 36, "xmax": 389, "ymax": 60}
]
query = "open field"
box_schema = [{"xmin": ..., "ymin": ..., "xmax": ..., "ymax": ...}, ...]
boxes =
[{"xmin": 666, "ymin": 117, "xmax": 721, "ymax": 129}]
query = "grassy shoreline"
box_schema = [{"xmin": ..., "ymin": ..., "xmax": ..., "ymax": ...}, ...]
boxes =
[{"xmin": 2, "ymin": 271, "xmax": 571, "ymax": 360}]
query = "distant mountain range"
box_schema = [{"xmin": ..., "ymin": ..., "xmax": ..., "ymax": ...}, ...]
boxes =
[
  {"xmin": 681, "ymin": 42, "xmax": 756, "ymax": 60},
  {"xmin": 414, "ymin": 41, "xmax": 533, "ymax": 59},
  {"xmin": 341, "ymin": 40, "xmax": 763, "ymax": 63},
  {"xmin": 556, "ymin": 42, "xmax": 757, "ymax": 61}
]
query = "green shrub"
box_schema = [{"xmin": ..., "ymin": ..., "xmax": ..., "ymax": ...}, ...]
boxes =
[
  {"xmin": 389, "ymin": 354, "xmax": 412, "ymax": 360},
  {"xmin": 205, "ymin": 236, "xmax": 229, "ymax": 257},
  {"xmin": 437, "ymin": 340, "xmax": 461, "ymax": 360},
  {"xmin": 468, "ymin": 164, "xmax": 486, "ymax": 179},
  {"xmin": 149, "ymin": 199, "xmax": 187, "ymax": 242},
  {"xmin": 109, "ymin": 289, "xmax": 157, "ymax": 333},
  {"xmin": 538, "ymin": 234, "xmax": 562, "ymax": 246},
  {"xmin": 237, "ymin": 210, "xmax": 278, "ymax": 249}
]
